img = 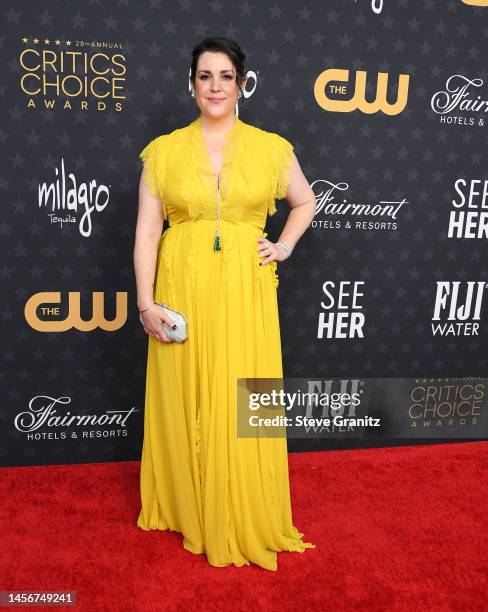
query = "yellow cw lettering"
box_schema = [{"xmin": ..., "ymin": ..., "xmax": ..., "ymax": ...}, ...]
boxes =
[
  {"xmin": 314, "ymin": 68, "xmax": 410, "ymax": 116},
  {"xmin": 24, "ymin": 291, "xmax": 127, "ymax": 332}
]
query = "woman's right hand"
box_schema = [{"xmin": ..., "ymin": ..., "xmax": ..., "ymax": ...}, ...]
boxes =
[{"xmin": 140, "ymin": 304, "xmax": 176, "ymax": 343}]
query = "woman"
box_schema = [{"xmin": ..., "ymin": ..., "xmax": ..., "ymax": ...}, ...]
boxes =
[{"xmin": 133, "ymin": 37, "xmax": 316, "ymax": 571}]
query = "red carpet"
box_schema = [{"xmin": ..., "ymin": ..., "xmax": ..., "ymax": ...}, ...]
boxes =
[{"xmin": 1, "ymin": 441, "xmax": 486, "ymax": 611}]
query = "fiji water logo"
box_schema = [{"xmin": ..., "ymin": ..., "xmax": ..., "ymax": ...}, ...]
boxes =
[{"xmin": 431, "ymin": 281, "xmax": 487, "ymax": 336}]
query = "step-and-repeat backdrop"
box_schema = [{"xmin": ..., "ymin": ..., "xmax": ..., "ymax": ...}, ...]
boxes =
[{"xmin": 3, "ymin": 0, "xmax": 488, "ymax": 467}]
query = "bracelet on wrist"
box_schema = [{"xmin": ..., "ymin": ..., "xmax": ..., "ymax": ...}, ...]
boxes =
[
  {"xmin": 139, "ymin": 302, "xmax": 155, "ymax": 314},
  {"xmin": 276, "ymin": 240, "xmax": 292, "ymax": 256}
]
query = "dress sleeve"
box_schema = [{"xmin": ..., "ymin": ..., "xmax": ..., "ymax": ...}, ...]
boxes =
[
  {"xmin": 268, "ymin": 133, "xmax": 294, "ymax": 216},
  {"xmin": 139, "ymin": 135, "xmax": 167, "ymax": 219}
]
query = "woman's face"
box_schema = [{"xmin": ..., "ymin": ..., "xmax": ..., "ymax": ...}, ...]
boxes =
[{"xmin": 193, "ymin": 51, "xmax": 243, "ymax": 118}]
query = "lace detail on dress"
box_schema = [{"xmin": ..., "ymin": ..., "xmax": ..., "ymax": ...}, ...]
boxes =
[
  {"xmin": 195, "ymin": 114, "xmax": 241, "ymax": 202},
  {"xmin": 269, "ymin": 260, "xmax": 279, "ymax": 288},
  {"xmin": 139, "ymin": 136, "xmax": 168, "ymax": 220},
  {"xmin": 268, "ymin": 135, "xmax": 294, "ymax": 217},
  {"xmin": 178, "ymin": 115, "xmax": 243, "ymax": 221}
]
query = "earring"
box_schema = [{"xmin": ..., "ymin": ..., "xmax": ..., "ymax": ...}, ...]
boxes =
[{"xmin": 191, "ymin": 90, "xmax": 195, "ymax": 98}]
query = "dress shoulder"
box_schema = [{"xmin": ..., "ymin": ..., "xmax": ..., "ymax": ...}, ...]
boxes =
[
  {"xmin": 260, "ymin": 129, "xmax": 294, "ymax": 216},
  {"xmin": 138, "ymin": 134, "xmax": 168, "ymax": 218}
]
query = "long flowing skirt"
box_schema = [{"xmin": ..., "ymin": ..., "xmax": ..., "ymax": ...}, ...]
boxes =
[{"xmin": 136, "ymin": 219, "xmax": 315, "ymax": 571}]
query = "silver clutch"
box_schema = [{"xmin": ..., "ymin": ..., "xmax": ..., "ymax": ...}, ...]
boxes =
[{"xmin": 139, "ymin": 302, "xmax": 188, "ymax": 342}]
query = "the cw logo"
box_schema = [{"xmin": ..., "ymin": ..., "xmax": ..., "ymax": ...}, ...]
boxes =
[
  {"xmin": 25, "ymin": 291, "xmax": 127, "ymax": 332},
  {"xmin": 314, "ymin": 68, "xmax": 410, "ymax": 115},
  {"xmin": 461, "ymin": 1, "xmax": 488, "ymax": 6}
]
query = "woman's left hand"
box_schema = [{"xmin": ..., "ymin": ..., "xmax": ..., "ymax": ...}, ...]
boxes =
[{"xmin": 257, "ymin": 236, "xmax": 290, "ymax": 266}]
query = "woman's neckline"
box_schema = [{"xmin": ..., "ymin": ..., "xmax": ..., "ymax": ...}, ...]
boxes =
[
  {"xmin": 196, "ymin": 113, "xmax": 241, "ymax": 138},
  {"xmin": 193, "ymin": 114, "xmax": 242, "ymax": 177}
]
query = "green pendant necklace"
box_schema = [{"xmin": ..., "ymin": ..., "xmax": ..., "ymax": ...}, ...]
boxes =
[
  {"xmin": 213, "ymin": 172, "xmax": 222, "ymax": 251},
  {"xmin": 199, "ymin": 114, "xmax": 240, "ymax": 252}
]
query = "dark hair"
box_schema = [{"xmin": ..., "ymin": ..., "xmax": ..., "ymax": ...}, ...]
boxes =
[{"xmin": 190, "ymin": 37, "xmax": 247, "ymax": 99}]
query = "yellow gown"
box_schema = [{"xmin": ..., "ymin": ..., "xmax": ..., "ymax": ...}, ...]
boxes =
[{"xmin": 136, "ymin": 114, "xmax": 315, "ymax": 571}]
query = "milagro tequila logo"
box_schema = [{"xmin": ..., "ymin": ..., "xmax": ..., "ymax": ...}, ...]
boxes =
[
  {"xmin": 38, "ymin": 158, "xmax": 110, "ymax": 237},
  {"xmin": 15, "ymin": 395, "xmax": 138, "ymax": 439},
  {"xmin": 431, "ymin": 74, "xmax": 487, "ymax": 127},
  {"xmin": 311, "ymin": 179, "xmax": 407, "ymax": 231},
  {"xmin": 448, "ymin": 178, "xmax": 488, "ymax": 239},
  {"xmin": 431, "ymin": 281, "xmax": 487, "ymax": 336},
  {"xmin": 355, "ymin": 0, "xmax": 384, "ymax": 14}
]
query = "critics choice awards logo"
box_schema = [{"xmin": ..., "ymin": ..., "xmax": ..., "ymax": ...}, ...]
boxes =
[
  {"xmin": 19, "ymin": 36, "xmax": 126, "ymax": 111},
  {"xmin": 408, "ymin": 379, "xmax": 485, "ymax": 432}
]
